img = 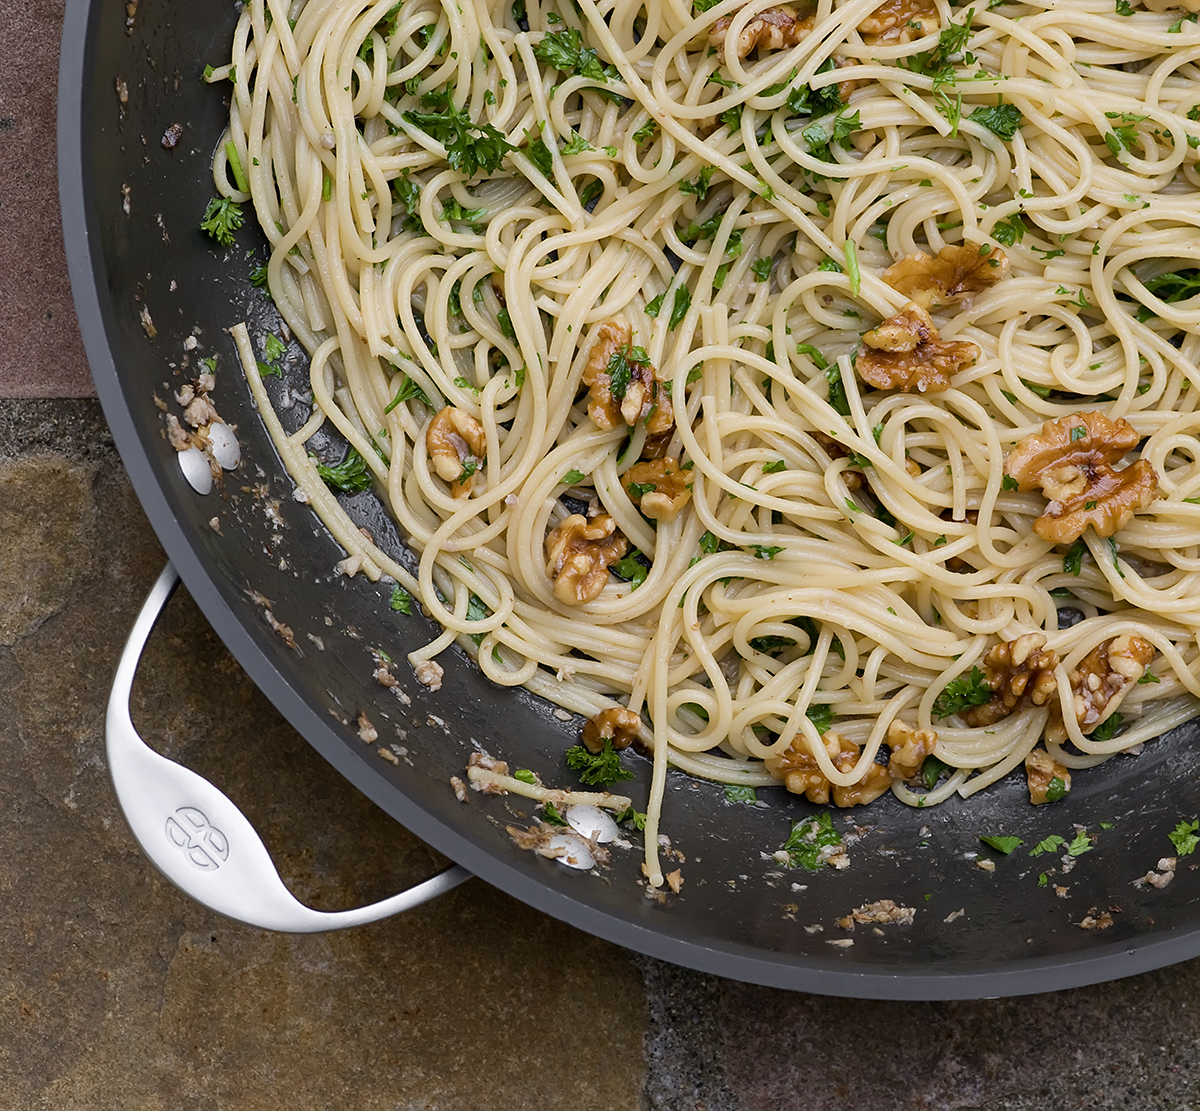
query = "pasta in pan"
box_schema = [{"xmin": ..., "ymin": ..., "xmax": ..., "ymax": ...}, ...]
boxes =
[{"xmin": 207, "ymin": 0, "xmax": 1200, "ymax": 885}]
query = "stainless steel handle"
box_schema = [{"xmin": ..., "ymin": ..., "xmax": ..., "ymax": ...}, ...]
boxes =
[{"xmin": 106, "ymin": 562, "xmax": 470, "ymax": 931}]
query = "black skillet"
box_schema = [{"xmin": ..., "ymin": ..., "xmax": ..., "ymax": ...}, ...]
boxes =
[{"xmin": 58, "ymin": 0, "xmax": 1200, "ymax": 998}]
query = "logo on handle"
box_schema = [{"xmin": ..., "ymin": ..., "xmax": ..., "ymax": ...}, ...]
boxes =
[{"xmin": 165, "ymin": 807, "xmax": 230, "ymax": 871}]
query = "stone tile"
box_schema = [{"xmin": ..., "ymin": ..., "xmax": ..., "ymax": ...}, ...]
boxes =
[
  {"xmin": 0, "ymin": 402, "xmax": 646, "ymax": 1109},
  {"xmin": 711, "ymin": 966, "xmax": 1200, "ymax": 1110},
  {"xmin": 0, "ymin": 0, "xmax": 94, "ymax": 398}
]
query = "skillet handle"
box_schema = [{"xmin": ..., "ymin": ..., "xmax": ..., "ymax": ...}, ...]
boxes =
[{"xmin": 105, "ymin": 562, "xmax": 471, "ymax": 932}]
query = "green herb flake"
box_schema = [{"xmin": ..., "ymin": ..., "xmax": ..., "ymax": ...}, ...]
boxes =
[
  {"xmin": 565, "ymin": 737, "xmax": 634, "ymax": 786},
  {"xmin": 389, "ymin": 584, "xmax": 413, "ymax": 614},
  {"xmin": 932, "ymin": 666, "xmax": 992, "ymax": 719},
  {"xmin": 725, "ymin": 784, "xmax": 758, "ymax": 804},
  {"xmin": 513, "ymin": 768, "xmax": 538, "ymax": 784},
  {"xmin": 1170, "ymin": 819, "xmax": 1200, "ymax": 856},
  {"xmin": 980, "ymin": 834, "xmax": 1023, "ymax": 854},
  {"xmin": 1028, "ymin": 834, "xmax": 1066, "ymax": 857},
  {"xmin": 781, "ymin": 812, "xmax": 843, "ymax": 870}
]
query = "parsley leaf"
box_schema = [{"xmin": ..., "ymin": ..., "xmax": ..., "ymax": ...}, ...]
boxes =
[
  {"xmin": 565, "ymin": 738, "xmax": 634, "ymax": 785},
  {"xmin": 781, "ymin": 812, "xmax": 843, "ymax": 870},
  {"xmin": 199, "ymin": 197, "xmax": 244, "ymax": 246},
  {"xmin": 315, "ymin": 446, "xmax": 374, "ymax": 493},
  {"xmin": 725, "ymin": 784, "xmax": 758, "ymax": 803},
  {"xmin": 611, "ymin": 551, "xmax": 650, "ymax": 589},
  {"xmin": 921, "ymin": 754, "xmax": 952, "ymax": 790},
  {"xmin": 1066, "ymin": 829, "xmax": 1094, "ymax": 856},
  {"xmin": 384, "ymin": 374, "xmax": 432, "ymax": 412},
  {"xmin": 402, "ymin": 103, "xmax": 515, "ymax": 177},
  {"xmin": 562, "ymin": 468, "xmax": 587, "ymax": 485},
  {"xmin": 533, "ymin": 28, "xmax": 623, "ymax": 101},
  {"xmin": 1028, "ymin": 835, "xmax": 1066, "ymax": 857},
  {"xmin": 980, "ymin": 834, "xmax": 1023, "ymax": 854},
  {"xmin": 542, "ymin": 801, "xmax": 569, "ymax": 826},
  {"xmin": 389, "ymin": 584, "xmax": 413, "ymax": 614},
  {"xmin": 1063, "ymin": 539, "xmax": 1086, "ymax": 576},
  {"xmin": 1091, "ymin": 712, "xmax": 1124, "ymax": 741},
  {"xmin": 826, "ymin": 363, "xmax": 851, "ymax": 416},
  {"xmin": 669, "ymin": 285, "xmax": 692, "ymax": 330},
  {"xmin": 1045, "ymin": 776, "xmax": 1069, "ymax": 803},
  {"xmin": 615, "ymin": 805, "xmax": 647, "ymax": 829},
  {"xmin": 1170, "ymin": 819, "xmax": 1200, "ymax": 856},
  {"xmin": 932, "ymin": 666, "xmax": 991, "ymax": 718},
  {"xmin": 968, "ymin": 102, "xmax": 1024, "ymax": 140}
]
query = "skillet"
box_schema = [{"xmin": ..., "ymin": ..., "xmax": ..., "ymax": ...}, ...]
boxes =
[{"xmin": 58, "ymin": 0, "xmax": 1200, "ymax": 998}]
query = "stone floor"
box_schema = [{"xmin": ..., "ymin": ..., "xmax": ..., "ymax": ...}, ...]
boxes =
[
  {"xmin": 10, "ymin": 411, "xmax": 1200, "ymax": 1111},
  {"xmin": 11, "ymin": 0, "xmax": 1200, "ymax": 1102}
]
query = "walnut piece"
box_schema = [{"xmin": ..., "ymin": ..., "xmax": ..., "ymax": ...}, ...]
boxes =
[
  {"xmin": 858, "ymin": 302, "xmax": 980, "ymax": 393},
  {"xmin": 622, "ymin": 457, "xmax": 692, "ymax": 521},
  {"xmin": 1046, "ymin": 634, "xmax": 1155, "ymax": 742},
  {"xmin": 427, "ymin": 406, "xmax": 487, "ymax": 498},
  {"xmin": 764, "ymin": 730, "xmax": 892, "ymax": 807},
  {"xmin": 884, "ymin": 244, "xmax": 1010, "ymax": 309},
  {"xmin": 544, "ymin": 512, "xmax": 629, "ymax": 605},
  {"xmin": 1025, "ymin": 748, "xmax": 1071, "ymax": 805},
  {"xmin": 847, "ymin": 899, "xmax": 916, "ymax": 926},
  {"xmin": 858, "ymin": 0, "xmax": 940, "ymax": 44},
  {"xmin": 582, "ymin": 706, "xmax": 642, "ymax": 753},
  {"xmin": 885, "ymin": 719, "xmax": 937, "ymax": 781},
  {"xmin": 582, "ymin": 319, "xmax": 673, "ymax": 435},
  {"xmin": 709, "ymin": 5, "xmax": 814, "ymax": 60},
  {"xmin": 962, "ymin": 632, "xmax": 1060, "ymax": 727},
  {"xmin": 1004, "ymin": 411, "xmax": 1159, "ymax": 544}
]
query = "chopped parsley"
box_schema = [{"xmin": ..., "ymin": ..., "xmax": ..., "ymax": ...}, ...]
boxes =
[
  {"xmin": 968, "ymin": 102, "xmax": 1024, "ymax": 140},
  {"xmin": 542, "ymin": 801, "xmax": 569, "ymax": 826},
  {"xmin": 565, "ymin": 737, "xmax": 634, "ymax": 785},
  {"xmin": 920, "ymin": 754, "xmax": 952, "ymax": 790},
  {"xmin": 1028, "ymin": 834, "xmax": 1066, "ymax": 857},
  {"xmin": 1091, "ymin": 712, "xmax": 1124, "ymax": 741},
  {"xmin": 315, "ymin": 446, "xmax": 374, "ymax": 493},
  {"xmin": 725, "ymin": 784, "xmax": 758, "ymax": 804},
  {"xmin": 199, "ymin": 197, "xmax": 243, "ymax": 246},
  {"xmin": 669, "ymin": 285, "xmax": 692, "ymax": 330},
  {"xmin": 384, "ymin": 374, "xmax": 432, "ymax": 412},
  {"xmin": 402, "ymin": 103, "xmax": 515, "ymax": 177},
  {"xmin": 980, "ymin": 834, "xmax": 1023, "ymax": 854},
  {"xmin": 532, "ymin": 28, "xmax": 623, "ymax": 101},
  {"xmin": 1169, "ymin": 819, "xmax": 1200, "ymax": 856},
  {"xmin": 931, "ymin": 666, "xmax": 991, "ymax": 719},
  {"xmin": 1063, "ymin": 539, "xmax": 1086, "ymax": 576},
  {"xmin": 825, "ymin": 363, "xmax": 851, "ymax": 416},
  {"xmin": 562, "ymin": 468, "xmax": 587, "ymax": 485},
  {"xmin": 1045, "ymin": 776, "xmax": 1069, "ymax": 803},
  {"xmin": 752, "ymin": 545, "xmax": 784, "ymax": 559},
  {"xmin": 389, "ymin": 584, "xmax": 413, "ymax": 614},
  {"xmin": 1066, "ymin": 829, "xmax": 1094, "ymax": 856},
  {"xmin": 781, "ymin": 812, "xmax": 842, "ymax": 870},
  {"xmin": 611, "ymin": 551, "xmax": 650, "ymax": 589}
]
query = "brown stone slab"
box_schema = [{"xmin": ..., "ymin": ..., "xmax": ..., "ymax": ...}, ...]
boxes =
[
  {"xmin": 0, "ymin": 404, "xmax": 647, "ymax": 1106},
  {"xmin": 0, "ymin": 0, "xmax": 95, "ymax": 398}
]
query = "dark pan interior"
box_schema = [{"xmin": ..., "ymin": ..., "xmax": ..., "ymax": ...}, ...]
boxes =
[{"xmin": 59, "ymin": 0, "xmax": 1200, "ymax": 998}]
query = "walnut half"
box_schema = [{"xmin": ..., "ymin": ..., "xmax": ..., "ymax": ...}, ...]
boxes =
[
  {"xmin": 582, "ymin": 707, "xmax": 642, "ymax": 753},
  {"xmin": 962, "ymin": 633, "xmax": 1060, "ymax": 728},
  {"xmin": 857, "ymin": 302, "xmax": 980, "ymax": 393},
  {"xmin": 622, "ymin": 457, "xmax": 692, "ymax": 521},
  {"xmin": 709, "ymin": 5, "xmax": 814, "ymax": 61},
  {"xmin": 1025, "ymin": 748, "xmax": 1071, "ymax": 805},
  {"xmin": 885, "ymin": 719, "xmax": 937, "ymax": 781},
  {"xmin": 1046, "ymin": 634, "xmax": 1155, "ymax": 742},
  {"xmin": 582, "ymin": 319, "xmax": 673, "ymax": 436},
  {"xmin": 1004, "ymin": 411, "xmax": 1159, "ymax": 544},
  {"xmin": 858, "ymin": 0, "xmax": 940, "ymax": 44},
  {"xmin": 427, "ymin": 406, "xmax": 487, "ymax": 498},
  {"xmin": 764, "ymin": 730, "xmax": 892, "ymax": 806},
  {"xmin": 884, "ymin": 244, "xmax": 1009, "ymax": 309},
  {"xmin": 544, "ymin": 512, "xmax": 629, "ymax": 605}
]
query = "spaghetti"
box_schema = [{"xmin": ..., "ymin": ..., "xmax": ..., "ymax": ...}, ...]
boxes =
[{"xmin": 211, "ymin": 0, "xmax": 1200, "ymax": 886}]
